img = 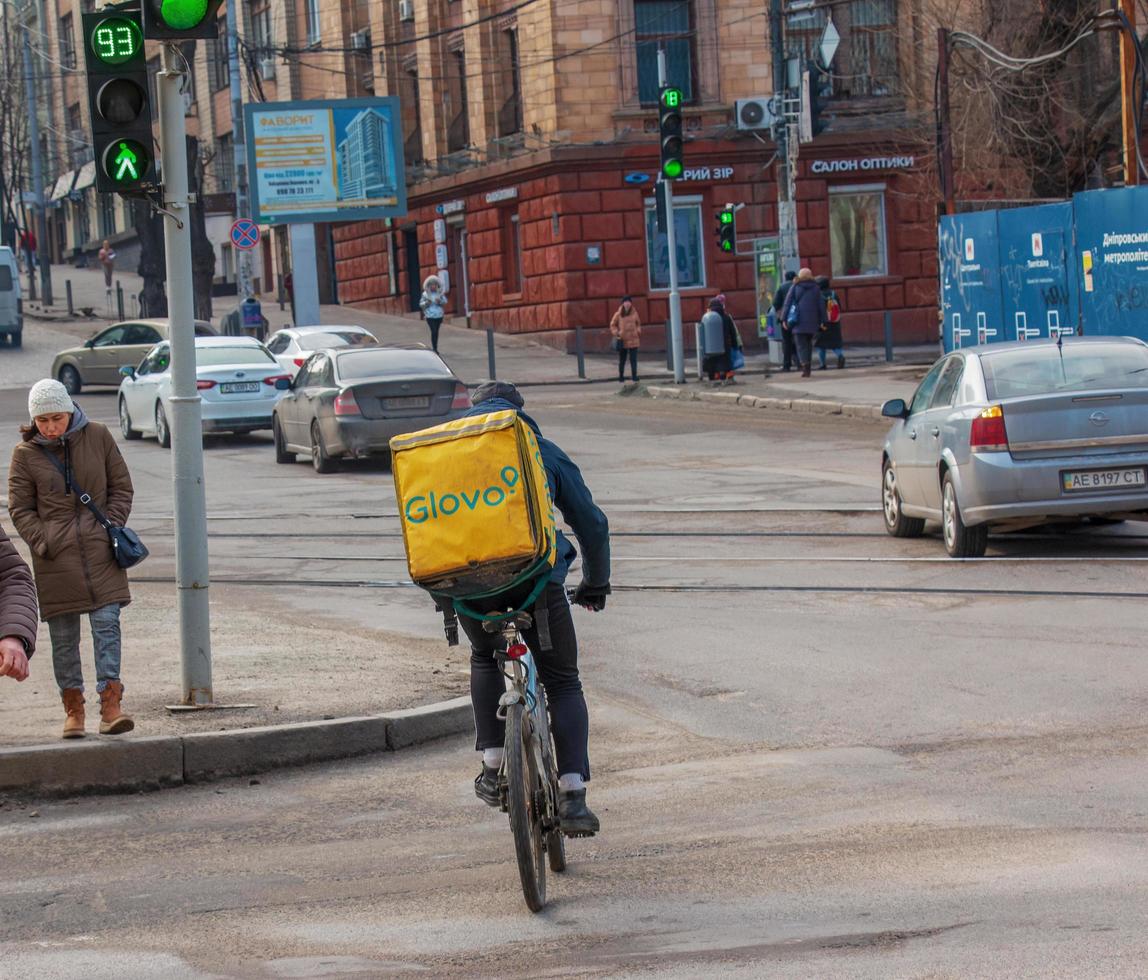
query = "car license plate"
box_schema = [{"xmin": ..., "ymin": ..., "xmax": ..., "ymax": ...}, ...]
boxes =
[
  {"xmin": 383, "ymin": 396, "xmax": 430, "ymax": 410},
  {"xmin": 220, "ymin": 382, "xmax": 261, "ymax": 394},
  {"xmin": 1061, "ymin": 467, "xmax": 1147, "ymax": 493}
]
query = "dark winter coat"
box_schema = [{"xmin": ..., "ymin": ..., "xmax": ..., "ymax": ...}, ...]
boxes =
[
  {"xmin": 815, "ymin": 288, "xmax": 844, "ymax": 349},
  {"xmin": 782, "ymin": 280, "xmax": 823, "ymax": 335},
  {"xmin": 0, "ymin": 522, "xmax": 37, "ymax": 655},
  {"xmin": 8, "ymin": 410, "xmax": 134, "ymax": 621}
]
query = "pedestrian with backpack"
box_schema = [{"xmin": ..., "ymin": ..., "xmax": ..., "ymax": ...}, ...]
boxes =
[
  {"xmin": 779, "ymin": 268, "xmax": 822, "ymax": 378},
  {"xmin": 390, "ymin": 381, "xmax": 610, "ymax": 837},
  {"xmin": 815, "ymin": 275, "xmax": 845, "ymax": 370}
]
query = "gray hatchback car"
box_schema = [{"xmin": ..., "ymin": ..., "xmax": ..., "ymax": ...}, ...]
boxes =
[{"xmin": 881, "ymin": 338, "xmax": 1148, "ymax": 557}]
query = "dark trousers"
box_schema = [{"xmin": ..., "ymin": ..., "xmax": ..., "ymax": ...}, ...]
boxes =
[
  {"xmin": 426, "ymin": 317, "xmax": 442, "ymax": 352},
  {"xmin": 617, "ymin": 346, "xmax": 638, "ymax": 381},
  {"xmin": 458, "ymin": 582, "xmax": 590, "ymax": 780},
  {"xmin": 794, "ymin": 333, "xmax": 814, "ymax": 367},
  {"xmin": 781, "ymin": 327, "xmax": 798, "ymax": 369}
]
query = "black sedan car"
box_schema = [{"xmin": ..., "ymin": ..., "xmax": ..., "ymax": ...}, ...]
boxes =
[{"xmin": 272, "ymin": 345, "xmax": 470, "ymax": 472}]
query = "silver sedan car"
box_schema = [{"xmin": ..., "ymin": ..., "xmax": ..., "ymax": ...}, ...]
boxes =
[{"xmin": 881, "ymin": 338, "xmax": 1148, "ymax": 557}]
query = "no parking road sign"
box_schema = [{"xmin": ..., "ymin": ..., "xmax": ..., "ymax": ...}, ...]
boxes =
[{"xmin": 230, "ymin": 218, "xmax": 260, "ymax": 251}]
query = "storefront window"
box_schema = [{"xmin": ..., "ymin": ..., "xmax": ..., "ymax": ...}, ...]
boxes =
[
  {"xmin": 645, "ymin": 200, "xmax": 705, "ymax": 290},
  {"xmin": 828, "ymin": 187, "xmax": 887, "ymax": 277}
]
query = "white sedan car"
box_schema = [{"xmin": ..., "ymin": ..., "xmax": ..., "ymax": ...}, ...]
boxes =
[
  {"xmin": 117, "ymin": 336, "xmax": 290, "ymax": 447},
  {"xmin": 265, "ymin": 324, "xmax": 379, "ymax": 378}
]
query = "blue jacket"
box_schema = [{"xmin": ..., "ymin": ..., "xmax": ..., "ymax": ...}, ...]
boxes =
[
  {"xmin": 782, "ymin": 280, "xmax": 823, "ymax": 335},
  {"xmin": 464, "ymin": 399, "xmax": 610, "ymax": 588}
]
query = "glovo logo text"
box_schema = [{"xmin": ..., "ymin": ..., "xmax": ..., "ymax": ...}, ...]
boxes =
[{"xmin": 406, "ymin": 467, "xmax": 521, "ymax": 524}]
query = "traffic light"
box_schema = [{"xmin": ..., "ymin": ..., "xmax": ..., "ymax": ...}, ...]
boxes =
[
  {"xmin": 659, "ymin": 86, "xmax": 684, "ymax": 180},
  {"xmin": 82, "ymin": 11, "xmax": 155, "ymax": 194},
  {"xmin": 715, "ymin": 207, "xmax": 736, "ymax": 253},
  {"xmin": 141, "ymin": 0, "xmax": 224, "ymax": 40}
]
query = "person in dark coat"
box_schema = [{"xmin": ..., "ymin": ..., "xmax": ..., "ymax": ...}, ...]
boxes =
[
  {"xmin": 772, "ymin": 270, "xmax": 798, "ymax": 371},
  {"xmin": 815, "ymin": 275, "xmax": 845, "ymax": 370},
  {"xmin": 8, "ymin": 379, "xmax": 136, "ymax": 739},
  {"xmin": 780, "ymin": 268, "xmax": 822, "ymax": 377},
  {"xmin": 0, "ymin": 523, "xmax": 37, "ymax": 683}
]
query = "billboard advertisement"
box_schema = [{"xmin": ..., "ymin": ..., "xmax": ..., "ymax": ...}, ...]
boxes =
[{"xmin": 244, "ymin": 97, "xmax": 407, "ymax": 224}]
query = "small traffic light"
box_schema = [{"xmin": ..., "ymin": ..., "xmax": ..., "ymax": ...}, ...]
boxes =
[
  {"xmin": 715, "ymin": 208, "xmax": 736, "ymax": 253},
  {"xmin": 659, "ymin": 86, "xmax": 684, "ymax": 180},
  {"xmin": 141, "ymin": 0, "xmax": 224, "ymax": 40},
  {"xmin": 82, "ymin": 11, "xmax": 155, "ymax": 194}
]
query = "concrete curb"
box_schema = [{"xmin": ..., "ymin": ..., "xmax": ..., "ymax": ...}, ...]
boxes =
[
  {"xmin": 644, "ymin": 385, "xmax": 886, "ymax": 421},
  {"xmin": 0, "ymin": 695, "xmax": 472, "ymax": 797}
]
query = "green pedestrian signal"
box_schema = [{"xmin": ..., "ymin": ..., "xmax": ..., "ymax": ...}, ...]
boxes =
[
  {"xmin": 142, "ymin": 0, "xmax": 224, "ymax": 39},
  {"xmin": 658, "ymin": 86, "xmax": 684, "ymax": 181},
  {"xmin": 83, "ymin": 10, "xmax": 154, "ymax": 194},
  {"xmin": 715, "ymin": 208, "xmax": 736, "ymax": 253}
]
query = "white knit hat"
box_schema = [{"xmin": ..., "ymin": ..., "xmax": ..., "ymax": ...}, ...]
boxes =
[{"xmin": 28, "ymin": 379, "xmax": 75, "ymax": 419}]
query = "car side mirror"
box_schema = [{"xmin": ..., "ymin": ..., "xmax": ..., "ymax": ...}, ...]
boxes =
[
  {"xmin": 119, "ymin": 365, "xmax": 136, "ymax": 379},
  {"xmin": 275, "ymin": 377, "xmax": 291, "ymax": 391},
  {"xmin": 84, "ymin": 338, "xmax": 96, "ymax": 349},
  {"xmin": 882, "ymin": 398, "xmax": 909, "ymax": 419}
]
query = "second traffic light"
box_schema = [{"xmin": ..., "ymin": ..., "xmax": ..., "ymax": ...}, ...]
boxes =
[
  {"xmin": 142, "ymin": 0, "xmax": 225, "ymax": 39},
  {"xmin": 82, "ymin": 11, "xmax": 155, "ymax": 194},
  {"xmin": 715, "ymin": 208, "xmax": 736, "ymax": 253},
  {"xmin": 659, "ymin": 86, "xmax": 683, "ymax": 180}
]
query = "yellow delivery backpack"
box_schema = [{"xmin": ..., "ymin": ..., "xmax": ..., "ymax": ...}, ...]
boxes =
[{"xmin": 390, "ymin": 410, "xmax": 557, "ymax": 618}]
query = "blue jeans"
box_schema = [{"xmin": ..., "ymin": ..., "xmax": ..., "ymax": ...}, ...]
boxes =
[
  {"xmin": 47, "ymin": 603, "xmax": 123, "ymax": 694},
  {"xmin": 818, "ymin": 346, "xmax": 844, "ymax": 367}
]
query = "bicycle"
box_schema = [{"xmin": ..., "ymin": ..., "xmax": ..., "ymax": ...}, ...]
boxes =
[{"xmin": 481, "ymin": 608, "xmax": 568, "ymax": 913}]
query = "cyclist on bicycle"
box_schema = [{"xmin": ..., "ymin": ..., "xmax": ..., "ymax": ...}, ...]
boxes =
[{"xmin": 462, "ymin": 381, "xmax": 610, "ymax": 836}]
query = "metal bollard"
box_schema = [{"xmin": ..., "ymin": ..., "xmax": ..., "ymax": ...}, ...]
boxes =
[
  {"xmin": 277, "ymin": 273, "xmax": 286, "ymax": 311},
  {"xmin": 575, "ymin": 325, "xmax": 585, "ymax": 379},
  {"xmin": 65, "ymin": 280, "xmax": 74, "ymax": 316},
  {"xmin": 665, "ymin": 319, "xmax": 673, "ymax": 370},
  {"xmin": 486, "ymin": 328, "xmax": 496, "ymax": 380},
  {"xmin": 116, "ymin": 281, "xmax": 124, "ymax": 320},
  {"xmin": 884, "ymin": 310, "xmax": 894, "ymax": 363}
]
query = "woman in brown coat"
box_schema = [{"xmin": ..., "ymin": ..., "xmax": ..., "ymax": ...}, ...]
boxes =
[
  {"xmin": 609, "ymin": 296, "xmax": 642, "ymax": 384},
  {"xmin": 8, "ymin": 379, "xmax": 135, "ymax": 739}
]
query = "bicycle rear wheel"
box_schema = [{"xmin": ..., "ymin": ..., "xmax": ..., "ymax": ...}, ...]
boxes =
[{"xmin": 505, "ymin": 702, "xmax": 546, "ymax": 912}]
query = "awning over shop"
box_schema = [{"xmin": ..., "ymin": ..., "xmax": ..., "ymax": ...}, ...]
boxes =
[
  {"xmin": 48, "ymin": 169, "xmax": 78, "ymax": 202},
  {"xmin": 73, "ymin": 160, "xmax": 96, "ymax": 193}
]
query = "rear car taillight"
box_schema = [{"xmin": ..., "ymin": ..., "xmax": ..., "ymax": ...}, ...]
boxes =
[
  {"xmin": 451, "ymin": 383, "xmax": 471, "ymax": 410},
  {"xmin": 196, "ymin": 379, "xmax": 216, "ymax": 390},
  {"xmin": 263, "ymin": 374, "xmax": 291, "ymax": 386},
  {"xmin": 334, "ymin": 389, "xmax": 361, "ymax": 416},
  {"xmin": 293, "ymin": 357, "xmax": 307, "ymax": 367},
  {"xmin": 970, "ymin": 405, "xmax": 1008, "ymax": 451}
]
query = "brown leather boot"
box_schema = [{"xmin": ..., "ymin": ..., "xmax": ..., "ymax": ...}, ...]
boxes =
[
  {"xmin": 61, "ymin": 689, "xmax": 85, "ymax": 739},
  {"xmin": 99, "ymin": 681, "xmax": 135, "ymax": 735}
]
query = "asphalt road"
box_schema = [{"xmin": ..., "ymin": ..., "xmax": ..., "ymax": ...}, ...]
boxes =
[{"xmin": 3, "ymin": 378, "xmax": 1148, "ymax": 977}]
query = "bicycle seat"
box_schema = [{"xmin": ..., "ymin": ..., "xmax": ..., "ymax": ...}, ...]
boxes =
[{"xmin": 481, "ymin": 612, "xmax": 534, "ymax": 633}]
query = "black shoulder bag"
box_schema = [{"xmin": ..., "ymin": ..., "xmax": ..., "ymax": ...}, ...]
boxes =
[{"xmin": 40, "ymin": 449, "xmax": 149, "ymax": 569}]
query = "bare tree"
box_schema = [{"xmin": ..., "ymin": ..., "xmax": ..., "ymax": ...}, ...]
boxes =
[{"xmin": 0, "ymin": 3, "xmax": 30, "ymax": 248}]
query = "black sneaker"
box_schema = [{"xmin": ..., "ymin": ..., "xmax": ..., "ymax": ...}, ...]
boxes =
[
  {"xmin": 474, "ymin": 765, "xmax": 500, "ymax": 807},
  {"xmin": 558, "ymin": 789, "xmax": 600, "ymax": 837}
]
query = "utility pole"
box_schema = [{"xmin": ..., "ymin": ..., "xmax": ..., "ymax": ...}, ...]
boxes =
[
  {"xmin": 1119, "ymin": 0, "xmax": 1140, "ymax": 187},
  {"xmin": 158, "ymin": 42, "xmax": 214, "ymax": 706},
  {"xmin": 769, "ymin": 0, "xmax": 798, "ymax": 274},
  {"xmin": 20, "ymin": 27, "xmax": 52, "ymax": 306},
  {"xmin": 658, "ymin": 48, "xmax": 684, "ymax": 383},
  {"xmin": 226, "ymin": 0, "xmax": 254, "ymax": 298},
  {"xmin": 937, "ymin": 28, "xmax": 957, "ymax": 213}
]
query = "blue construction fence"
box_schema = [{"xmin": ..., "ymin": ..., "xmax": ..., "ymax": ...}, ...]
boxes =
[{"xmin": 938, "ymin": 186, "xmax": 1148, "ymax": 353}]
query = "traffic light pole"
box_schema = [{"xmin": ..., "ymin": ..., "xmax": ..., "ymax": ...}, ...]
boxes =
[
  {"xmin": 158, "ymin": 42, "xmax": 214, "ymax": 706},
  {"xmin": 226, "ymin": 0, "xmax": 254, "ymax": 299},
  {"xmin": 20, "ymin": 28, "xmax": 53, "ymax": 307},
  {"xmin": 769, "ymin": 0, "xmax": 799, "ymax": 275},
  {"xmin": 658, "ymin": 49, "xmax": 685, "ymax": 383}
]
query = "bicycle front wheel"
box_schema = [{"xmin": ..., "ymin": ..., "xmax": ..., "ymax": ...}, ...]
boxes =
[{"xmin": 505, "ymin": 701, "xmax": 547, "ymax": 912}]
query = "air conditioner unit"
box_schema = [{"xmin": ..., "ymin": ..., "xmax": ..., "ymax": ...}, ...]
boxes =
[
  {"xmin": 735, "ymin": 97, "xmax": 778, "ymax": 132},
  {"xmin": 259, "ymin": 58, "xmax": 277, "ymax": 80},
  {"xmin": 351, "ymin": 28, "xmax": 370, "ymax": 51},
  {"xmin": 399, "ymin": 0, "xmax": 414, "ymax": 22}
]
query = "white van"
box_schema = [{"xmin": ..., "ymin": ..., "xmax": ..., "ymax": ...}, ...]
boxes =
[{"xmin": 0, "ymin": 246, "xmax": 22, "ymax": 348}]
